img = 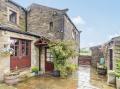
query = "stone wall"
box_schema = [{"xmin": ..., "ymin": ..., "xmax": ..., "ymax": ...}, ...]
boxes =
[
  {"xmin": 64, "ymin": 15, "xmax": 80, "ymax": 65},
  {"xmin": 27, "ymin": 4, "xmax": 64, "ymax": 40},
  {"xmin": 90, "ymin": 46, "xmax": 103, "ymax": 68},
  {"xmin": 27, "ymin": 4, "xmax": 80, "ymax": 65},
  {"xmin": 0, "ymin": 0, "xmax": 26, "ymax": 31},
  {"xmin": 106, "ymin": 40, "xmax": 120, "ymax": 70},
  {"xmin": 0, "ymin": 1, "xmax": 80, "ymax": 80},
  {"xmin": 0, "ymin": 30, "xmax": 40, "ymax": 81}
]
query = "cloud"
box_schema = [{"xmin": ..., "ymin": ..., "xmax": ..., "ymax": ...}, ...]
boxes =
[
  {"xmin": 108, "ymin": 33, "xmax": 120, "ymax": 39},
  {"xmin": 72, "ymin": 16, "xmax": 86, "ymax": 26}
]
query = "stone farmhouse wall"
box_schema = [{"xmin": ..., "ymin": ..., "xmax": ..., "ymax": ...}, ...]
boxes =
[
  {"xmin": 27, "ymin": 4, "xmax": 80, "ymax": 65},
  {"xmin": 90, "ymin": 45, "xmax": 103, "ymax": 68},
  {"xmin": 0, "ymin": 0, "xmax": 26, "ymax": 31},
  {"xmin": 0, "ymin": 30, "xmax": 40, "ymax": 81},
  {"xmin": 0, "ymin": 0, "xmax": 80, "ymax": 81},
  {"xmin": 27, "ymin": 4, "xmax": 64, "ymax": 40}
]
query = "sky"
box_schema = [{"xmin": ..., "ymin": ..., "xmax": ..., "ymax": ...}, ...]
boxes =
[{"xmin": 15, "ymin": 0, "xmax": 120, "ymax": 48}]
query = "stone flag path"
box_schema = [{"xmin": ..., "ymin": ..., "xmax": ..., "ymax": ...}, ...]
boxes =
[
  {"xmin": 0, "ymin": 66, "xmax": 116, "ymax": 89},
  {"xmin": 77, "ymin": 65, "xmax": 115, "ymax": 89}
]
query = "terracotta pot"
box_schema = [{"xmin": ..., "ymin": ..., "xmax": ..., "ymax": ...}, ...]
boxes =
[
  {"xmin": 4, "ymin": 73, "xmax": 19, "ymax": 85},
  {"xmin": 116, "ymin": 77, "xmax": 120, "ymax": 89}
]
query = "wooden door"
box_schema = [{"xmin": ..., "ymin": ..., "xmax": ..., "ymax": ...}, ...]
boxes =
[
  {"xmin": 109, "ymin": 49, "xmax": 113, "ymax": 70},
  {"xmin": 10, "ymin": 38, "xmax": 31, "ymax": 70},
  {"xmin": 45, "ymin": 48, "xmax": 54, "ymax": 72}
]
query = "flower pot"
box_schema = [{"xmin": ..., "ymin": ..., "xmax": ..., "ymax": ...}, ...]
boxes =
[
  {"xmin": 107, "ymin": 73, "xmax": 116, "ymax": 85},
  {"xmin": 52, "ymin": 70, "xmax": 60, "ymax": 77},
  {"xmin": 116, "ymin": 77, "xmax": 120, "ymax": 89},
  {"xmin": 32, "ymin": 72, "xmax": 38, "ymax": 76},
  {"xmin": 4, "ymin": 73, "xmax": 19, "ymax": 85},
  {"xmin": 97, "ymin": 68, "xmax": 107, "ymax": 75}
]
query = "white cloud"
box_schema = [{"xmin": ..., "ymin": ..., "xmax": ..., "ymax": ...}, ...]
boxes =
[
  {"xmin": 108, "ymin": 33, "xmax": 120, "ymax": 39},
  {"xmin": 72, "ymin": 16, "xmax": 86, "ymax": 26}
]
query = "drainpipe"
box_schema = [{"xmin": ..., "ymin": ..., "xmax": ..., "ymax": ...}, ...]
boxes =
[
  {"xmin": 25, "ymin": 9, "xmax": 27, "ymax": 32},
  {"xmin": 23, "ymin": 8, "xmax": 27, "ymax": 32},
  {"xmin": 62, "ymin": 16, "xmax": 64, "ymax": 41}
]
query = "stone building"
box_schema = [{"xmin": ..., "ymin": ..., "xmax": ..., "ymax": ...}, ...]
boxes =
[
  {"xmin": 103, "ymin": 36, "xmax": 120, "ymax": 71},
  {"xmin": 90, "ymin": 45, "xmax": 104, "ymax": 68},
  {"xmin": 0, "ymin": 0, "xmax": 80, "ymax": 81}
]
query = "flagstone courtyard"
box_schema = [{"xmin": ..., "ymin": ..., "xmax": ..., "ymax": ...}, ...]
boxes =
[{"xmin": 0, "ymin": 66, "xmax": 116, "ymax": 89}]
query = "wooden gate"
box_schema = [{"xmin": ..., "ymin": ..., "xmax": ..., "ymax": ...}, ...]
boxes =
[
  {"xmin": 10, "ymin": 38, "xmax": 31, "ymax": 70},
  {"xmin": 79, "ymin": 55, "xmax": 92, "ymax": 65}
]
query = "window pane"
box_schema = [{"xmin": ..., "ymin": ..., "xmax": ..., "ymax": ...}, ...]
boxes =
[
  {"xmin": 10, "ymin": 39, "xmax": 31, "ymax": 56},
  {"xmin": 46, "ymin": 49, "xmax": 53, "ymax": 62},
  {"xmin": 15, "ymin": 46, "xmax": 19, "ymax": 56},
  {"xmin": 10, "ymin": 39, "xmax": 15, "ymax": 46},
  {"xmin": 22, "ymin": 40, "xmax": 26, "ymax": 45},
  {"xmin": 26, "ymin": 41, "xmax": 30, "ymax": 47},
  {"xmin": 49, "ymin": 22, "xmax": 53, "ymax": 31},
  {"xmin": 14, "ymin": 39, "xmax": 19, "ymax": 45},
  {"xmin": 26, "ymin": 47, "xmax": 29, "ymax": 55},
  {"xmin": 22, "ymin": 45, "xmax": 26, "ymax": 56},
  {"xmin": 26, "ymin": 41, "xmax": 30, "ymax": 55},
  {"xmin": 9, "ymin": 10, "xmax": 17, "ymax": 24}
]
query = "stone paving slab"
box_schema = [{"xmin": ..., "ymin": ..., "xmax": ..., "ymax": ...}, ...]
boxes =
[
  {"xmin": 0, "ymin": 84, "xmax": 16, "ymax": 89},
  {"xmin": 0, "ymin": 66, "xmax": 116, "ymax": 89},
  {"xmin": 77, "ymin": 66, "xmax": 115, "ymax": 89}
]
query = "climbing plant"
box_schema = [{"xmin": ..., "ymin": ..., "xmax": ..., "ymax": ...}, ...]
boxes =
[
  {"xmin": 49, "ymin": 40, "xmax": 78, "ymax": 77},
  {"xmin": 114, "ymin": 43, "xmax": 120, "ymax": 78}
]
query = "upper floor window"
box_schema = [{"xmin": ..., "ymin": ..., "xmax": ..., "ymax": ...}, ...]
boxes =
[
  {"xmin": 9, "ymin": 10, "xmax": 17, "ymax": 24},
  {"xmin": 8, "ymin": 8, "xmax": 19, "ymax": 24},
  {"xmin": 72, "ymin": 29, "xmax": 76, "ymax": 40},
  {"xmin": 49, "ymin": 22, "xmax": 53, "ymax": 31}
]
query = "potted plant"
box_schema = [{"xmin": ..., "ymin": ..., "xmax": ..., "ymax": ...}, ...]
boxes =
[
  {"xmin": 31, "ymin": 66, "xmax": 39, "ymax": 76},
  {"xmin": 114, "ymin": 60, "xmax": 120, "ymax": 89},
  {"xmin": 49, "ymin": 40, "xmax": 77, "ymax": 78},
  {"xmin": 0, "ymin": 47, "xmax": 14, "ymax": 56},
  {"xmin": 97, "ymin": 64, "xmax": 107, "ymax": 75}
]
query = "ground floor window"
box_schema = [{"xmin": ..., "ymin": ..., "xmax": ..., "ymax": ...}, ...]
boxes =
[
  {"xmin": 46, "ymin": 49, "xmax": 53, "ymax": 62},
  {"xmin": 10, "ymin": 38, "xmax": 31, "ymax": 70}
]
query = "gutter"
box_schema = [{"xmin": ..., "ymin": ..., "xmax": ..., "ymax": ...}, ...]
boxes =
[{"xmin": 0, "ymin": 26, "xmax": 40, "ymax": 38}]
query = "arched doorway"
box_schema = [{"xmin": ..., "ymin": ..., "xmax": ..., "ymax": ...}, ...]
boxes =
[{"xmin": 35, "ymin": 38, "xmax": 54, "ymax": 72}]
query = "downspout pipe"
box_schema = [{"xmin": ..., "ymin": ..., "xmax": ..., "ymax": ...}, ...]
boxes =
[
  {"xmin": 25, "ymin": 9, "xmax": 27, "ymax": 32},
  {"xmin": 22, "ymin": 8, "xmax": 27, "ymax": 32}
]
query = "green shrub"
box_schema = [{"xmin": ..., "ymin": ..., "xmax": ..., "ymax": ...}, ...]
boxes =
[
  {"xmin": 66, "ymin": 64, "xmax": 77, "ymax": 74},
  {"xmin": 31, "ymin": 66, "xmax": 39, "ymax": 73},
  {"xmin": 115, "ymin": 60, "xmax": 120, "ymax": 78},
  {"xmin": 49, "ymin": 40, "xmax": 78, "ymax": 77}
]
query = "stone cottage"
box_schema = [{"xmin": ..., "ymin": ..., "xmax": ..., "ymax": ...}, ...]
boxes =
[
  {"xmin": 0, "ymin": 0, "xmax": 80, "ymax": 81},
  {"xmin": 103, "ymin": 36, "xmax": 120, "ymax": 71}
]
